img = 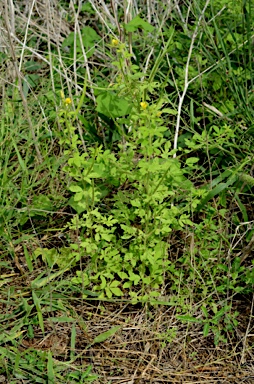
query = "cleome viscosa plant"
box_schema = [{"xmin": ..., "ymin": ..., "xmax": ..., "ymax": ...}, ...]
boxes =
[{"xmin": 59, "ymin": 40, "xmax": 197, "ymax": 302}]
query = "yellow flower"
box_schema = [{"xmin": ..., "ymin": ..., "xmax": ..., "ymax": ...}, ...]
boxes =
[
  {"xmin": 111, "ymin": 38, "xmax": 119, "ymax": 47},
  {"xmin": 140, "ymin": 101, "xmax": 148, "ymax": 110},
  {"xmin": 64, "ymin": 97, "xmax": 72, "ymax": 105},
  {"xmin": 156, "ymin": 111, "xmax": 162, "ymax": 117},
  {"xmin": 60, "ymin": 90, "xmax": 65, "ymax": 99}
]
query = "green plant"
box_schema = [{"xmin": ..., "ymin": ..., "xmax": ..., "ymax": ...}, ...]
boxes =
[
  {"xmin": 177, "ymin": 303, "xmax": 239, "ymax": 346},
  {"xmin": 57, "ymin": 39, "xmax": 204, "ymax": 303},
  {"xmin": 158, "ymin": 327, "xmax": 178, "ymax": 348},
  {"xmin": 0, "ymin": 345, "xmax": 97, "ymax": 383}
]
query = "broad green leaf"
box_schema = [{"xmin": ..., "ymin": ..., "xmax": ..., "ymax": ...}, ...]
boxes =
[
  {"xmin": 74, "ymin": 192, "xmax": 84, "ymax": 202},
  {"xmin": 96, "ymin": 91, "xmax": 132, "ymax": 118},
  {"xmin": 186, "ymin": 157, "xmax": 199, "ymax": 166},
  {"xmin": 92, "ymin": 326, "xmax": 121, "ymax": 344},
  {"xmin": 161, "ymin": 108, "xmax": 178, "ymax": 115},
  {"xmin": 62, "ymin": 27, "xmax": 99, "ymax": 59},
  {"xmin": 176, "ymin": 315, "xmax": 201, "ymax": 323},
  {"xmin": 68, "ymin": 195, "xmax": 87, "ymax": 214},
  {"xmin": 24, "ymin": 60, "xmax": 42, "ymax": 71},
  {"xmin": 81, "ymin": 3, "xmax": 94, "ymax": 13},
  {"xmin": 81, "ymin": 26, "xmax": 99, "ymax": 48},
  {"xmin": 124, "ymin": 16, "xmax": 154, "ymax": 33},
  {"xmin": 69, "ymin": 185, "xmax": 83, "ymax": 193},
  {"xmin": 110, "ymin": 287, "xmax": 123, "ymax": 296},
  {"xmin": 129, "ymin": 272, "xmax": 140, "ymax": 284},
  {"xmin": 123, "ymin": 281, "xmax": 132, "ymax": 289},
  {"xmin": 203, "ymin": 323, "xmax": 210, "ymax": 337},
  {"xmin": 31, "ymin": 195, "xmax": 53, "ymax": 214},
  {"xmin": 110, "ymin": 280, "xmax": 120, "ymax": 288},
  {"xmin": 118, "ymin": 272, "xmax": 128, "ymax": 279},
  {"xmin": 105, "ymin": 287, "xmax": 112, "ymax": 299}
]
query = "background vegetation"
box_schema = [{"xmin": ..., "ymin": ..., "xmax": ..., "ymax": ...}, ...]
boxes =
[{"xmin": 0, "ymin": 0, "xmax": 253, "ymax": 382}]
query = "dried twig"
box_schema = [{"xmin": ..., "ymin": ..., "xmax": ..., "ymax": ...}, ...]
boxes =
[
  {"xmin": 4, "ymin": 0, "xmax": 43, "ymax": 163},
  {"xmin": 173, "ymin": 0, "xmax": 211, "ymax": 157}
]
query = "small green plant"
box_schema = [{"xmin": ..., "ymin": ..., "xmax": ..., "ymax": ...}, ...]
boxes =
[
  {"xmin": 177, "ymin": 303, "xmax": 239, "ymax": 346},
  {"xmin": 0, "ymin": 346, "xmax": 97, "ymax": 383},
  {"xmin": 158, "ymin": 327, "xmax": 178, "ymax": 348},
  {"xmin": 58, "ymin": 39, "xmax": 199, "ymax": 301}
]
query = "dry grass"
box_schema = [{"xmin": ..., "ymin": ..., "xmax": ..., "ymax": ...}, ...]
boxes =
[
  {"xmin": 1, "ymin": 249, "xmax": 254, "ymax": 383},
  {"xmin": 70, "ymin": 300, "xmax": 254, "ymax": 383},
  {"xmin": 7, "ymin": 294, "xmax": 254, "ymax": 383}
]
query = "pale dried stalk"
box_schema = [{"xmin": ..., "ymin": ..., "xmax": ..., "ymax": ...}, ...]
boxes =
[
  {"xmin": 18, "ymin": 0, "xmax": 36, "ymax": 71},
  {"xmin": 4, "ymin": 0, "xmax": 43, "ymax": 163},
  {"xmin": 173, "ymin": 0, "xmax": 211, "ymax": 158}
]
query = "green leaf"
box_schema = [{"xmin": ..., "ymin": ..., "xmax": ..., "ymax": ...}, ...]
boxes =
[
  {"xmin": 234, "ymin": 194, "xmax": 248, "ymax": 222},
  {"xmin": 212, "ymin": 306, "xmax": 230, "ymax": 323},
  {"xmin": 105, "ymin": 287, "xmax": 112, "ymax": 298},
  {"xmin": 96, "ymin": 91, "xmax": 132, "ymax": 118},
  {"xmin": 11, "ymin": 138, "xmax": 27, "ymax": 172},
  {"xmin": 197, "ymin": 178, "xmax": 236, "ymax": 211},
  {"xmin": 62, "ymin": 27, "xmax": 99, "ymax": 59},
  {"xmin": 70, "ymin": 323, "xmax": 76, "ymax": 360},
  {"xmin": 129, "ymin": 272, "xmax": 140, "ymax": 284},
  {"xmin": 69, "ymin": 185, "xmax": 83, "ymax": 193},
  {"xmin": 81, "ymin": 3, "xmax": 94, "ymax": 13},
  {"xmin": 48, "ymin": 317, "xmax": 74, "ymax": 323},
  {"xmin": 110, "ymin": 287, "xmax": 123, "ymax": 296},
  {"xmin": 176, "ymin": 315, "xmax": 201, "ymax": 323},
  {"xmin": 31, "ymin": 195, "xmax": 53, "ymax": 216},
  {"xmin": 124, "ymin": 16, "xmax": 154, "ymax": 33},
  {"xmin": 123, "ymin": 281, "xmax": 133, "ymax": 288},
  {"xmin": 47, "ymin": 351, "xmax": 55, "ymax": 383},
  {"xmin": 110, "ymin": 280, "xmax": 120, "ymax": 288},
  {"xmin": 118, "ymin": 272, "xmax": 128, "ymax": 279},
  {"xmin": 81, "ymin": 26, "xmax": 99, "ymax": 47},
  {"xmin": 32, "ymin": 291, "xmax": 44, "ymax": 335},
  {"xmin": 203, "ymin": 323, "xmax": 210, "ymax": 337},
  {"xmin": 239, "ymin": 173, "xmax": 254, "ymax": 186},
  {"xmin": 201, "ymin": 306, "xmax": 209, "ymax": 318},
  {"xmin": 23, "ymin": 245, "xmax": 33, "ymax": 272},
  {"xmin": 68, "ymin": 195, "xmax": 87, "ymax": 214},
  {"xmin": 161, "ymin": 108, "xmax": 178, "ymax": 115},
  {"xmin": 24, "ymin": 60, "xmax": 42, "ymax": 71},
  {"xmin": 31, "ymin": 267, "xmax": 70, "ymax": 288},
  {"xmin": 186, "ymin": 157, "xmax": 199, "ymax": 166},
  {"xmin": 33, "ymin": 247, "xmax": 58, "ymax": 268},
  {"xmin": 92, "ymin": 326, "xmax": 121, "ymax": 344},
  {"xmin": 100, "ymin": 275, "xmax": 107, "ymax": 289}
]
